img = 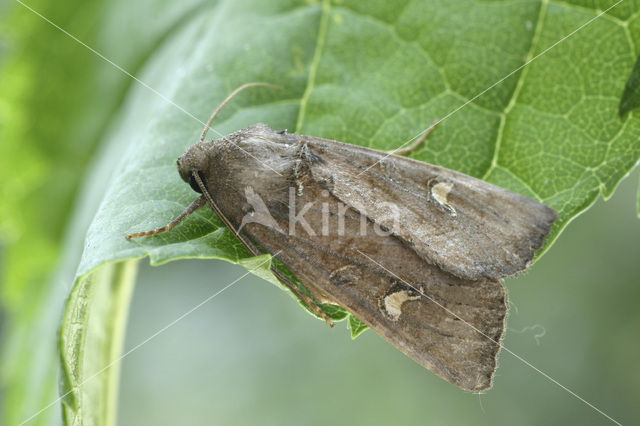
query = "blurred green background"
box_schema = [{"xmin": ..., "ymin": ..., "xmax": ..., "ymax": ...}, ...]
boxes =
[{"xmin": 1, "ymin": 0, "xmax": 639, "ymax": 425}]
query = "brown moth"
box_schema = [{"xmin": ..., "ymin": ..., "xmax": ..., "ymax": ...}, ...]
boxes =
[{"xmin": 127, "ymin": 83, "xmax": 557, "ymax": 391}]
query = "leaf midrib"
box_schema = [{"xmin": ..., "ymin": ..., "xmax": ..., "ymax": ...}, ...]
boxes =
[
  {"xmin": 482, "ymin": 0, "xmax": 548, "ymax": 187},
  {"xmin": 295, "ymin": 0, "xmax": 331, "ymax": 133}
]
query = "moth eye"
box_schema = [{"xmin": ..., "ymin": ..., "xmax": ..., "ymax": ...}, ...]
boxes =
[{"xmin": 188, "ymin": 172, "xmax": 203, "ymax": 194}]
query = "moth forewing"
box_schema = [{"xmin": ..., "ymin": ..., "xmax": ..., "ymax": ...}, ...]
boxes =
[{"xmin": 302, "ymin": 135, "xmax": 558, "ymax": 281}]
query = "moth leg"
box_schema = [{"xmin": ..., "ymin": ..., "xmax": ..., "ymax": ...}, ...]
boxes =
[
  {"xmin": 126, "ymin": 195, "xmax": 206, "ymax": 239},
  {"xmin": 391, "ymin": 119, "xmax": 440, "ymax": 156}
]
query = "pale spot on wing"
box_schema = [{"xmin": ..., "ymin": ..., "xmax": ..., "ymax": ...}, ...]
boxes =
[
  {"xmin": 383, "ymin": 290, "xmax": 420, "ymax": 321},
  {"xmin": 329, "ymin": 265, "xmax": 361, "ymax": 286},
  {"xmin": 431, "ymin": 182, "xmax": 456, "ymax": 216}
]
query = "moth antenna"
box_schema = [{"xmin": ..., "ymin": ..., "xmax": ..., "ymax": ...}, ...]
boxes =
[{"xmin": 199, "ymin": 82, "xmax": 283, "ymax": 143}]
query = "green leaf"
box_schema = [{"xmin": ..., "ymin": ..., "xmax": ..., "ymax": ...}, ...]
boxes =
[
  {"xmin": 349, "ymin": 315, "xmax": 368, "ymax": 339},
  {"xmin": 620, "ymin": 52, "xmax": 640, "ymax": 117},
  {"xmin": 59, "ymin": 261, "xmax": 137, "ymax": 426},
  {"xmin": 78, "ymin": 0, "xmax": 640, "ymax": 277},
  {"xmin": 60, "ymin": 0, "xmax": 640, "ymax": 423}
]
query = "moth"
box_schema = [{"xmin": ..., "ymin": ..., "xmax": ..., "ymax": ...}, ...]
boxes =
[{"xmin": 127, "ymin": 83, "xmax": 557, "ymax": 391}]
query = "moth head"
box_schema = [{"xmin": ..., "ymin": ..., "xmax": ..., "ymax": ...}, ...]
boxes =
[
  {"xmin": 177, "ymin": 143, "xmax": 211, "ymax": 194},
  {"xmin": 178, "ymin": 83, "xmax": 280, "ymax": 195}
]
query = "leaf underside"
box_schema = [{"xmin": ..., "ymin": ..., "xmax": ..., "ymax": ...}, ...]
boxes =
[{"xmin": 61, "ymin": 0, "xmax": 640, "ymax": 423}]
